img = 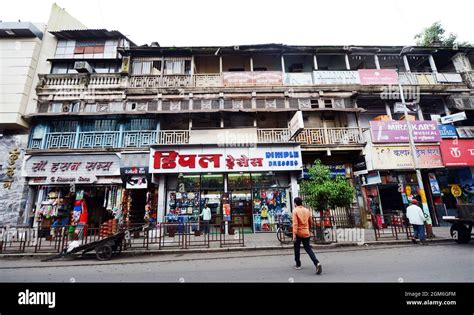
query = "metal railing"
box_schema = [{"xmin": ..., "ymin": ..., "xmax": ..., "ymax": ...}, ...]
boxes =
[
  {"xmin": 123, "ymin": 130, "xmax": 159, "ymax": 147},
  {"xmin": 297, "ymin": 128, "xmax": 364, "ymax": 145},
  {"xmin": 44, "ymin": 132, "xmax": 76, "ymax": 150},
  {"xmin": 78, "ymin": 131, "xmax": 120, "ymax": 149},
  {"xmin": 257, "ymin": 128, "xmax": 292, "ymax": 143},
  {"xmin": 157, "ymin": 130, "xmax": 190, "ymax": 145},
  {"xmin": 371, "ymin": 214, "xmax": 413, "ymax": 241}
]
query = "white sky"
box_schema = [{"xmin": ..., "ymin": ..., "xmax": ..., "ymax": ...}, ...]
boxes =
[{"xmin": 1, "ymin": 0, "xmax": 473, "ymax": 47}]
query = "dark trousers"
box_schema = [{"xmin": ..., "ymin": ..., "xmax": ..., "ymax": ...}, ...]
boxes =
[
  {"xmin": 294, "ymin": 236, "xmax": 319, "ymax": 267},
  {"xmin": 412, "ymin": 224, "xmax": 426, "ymax": 241},
  {"xmin": 202, "ymin": 220, "xmax": 210, "ymax": 234}
]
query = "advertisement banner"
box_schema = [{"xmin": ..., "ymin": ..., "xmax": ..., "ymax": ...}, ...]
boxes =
[
  {"xmin": 150, "ymin": 145, "xmax": 303, "ymax": 173},
  {"xmin": 371, "ymin": 145, "xmax": 443, "ymax": 170},
  {"xmin": 370, "ymin": 121, "xmax": 441, "ymax": 143},
  {"xmin": 440, "ymin": 139, "xmax": 474, "ymax": 166},
  {"xmin": 312, "ymin": 71, "xmax": 360, "ymax": 85},
  {"xmin": 223, "ymin": 72, "xmax": 283, "ymax": 86},
  {"xmin": 358, "ymin": 69, "xmax": 398, "ymax": 85},
  {"xmin": 439, "ymin": 124, "xmax": 458, "ymax": 138}
]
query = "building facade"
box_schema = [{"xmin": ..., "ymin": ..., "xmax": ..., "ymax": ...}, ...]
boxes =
[
  {"xmin": 22, "ymin": 37, "xmax": 474, "ymax": 232},
  {"xmin": 0, "ymin": 4, "xmax": 85, "ymax": 226}
]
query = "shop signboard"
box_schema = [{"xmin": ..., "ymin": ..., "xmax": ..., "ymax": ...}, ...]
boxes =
[
  {"xmin": 289, "ymin": 111, "xmax": 304, "ymax": 139},
  {"xmin": 371, "ymin": 145, "xmax": 443, "ymax": 170},
  {"xmin": 370, "ymin": 121, "xmax": 441, "ymax": 143},
  {"xmin": 361, "ymin": 171, "xmax": 382, "ymax": 186},
  {"xmin": 456, "ymin": 126, "xmax": 474, "ymax": 139},
  {"xmin": 440, "ymin": 139, "xmax": 474, "ymax": 166},
  {"xmin": 440, "ymin": 111, "xmax": 466, "ymax": 124},
  {"xmin": 358, "ymin": 69, "xmax": 398, "ymax": 85},
  {"xmin": 312, "ymin": 70, "xmax": 360, "ymax": 85},
  {"xmin": 24, "ymin": 154, "xmax": 120, "ymax": 183},
  {"xmin": 438, "ymin": 124, "xmax": 458, "ymax": 138},
  {"xmin": 150, "ymin": 145, "xmax": 303, "ymax": 173},
  {"xmin": 126, "ymin": 176, "xmax": 148, "ymax": 189},
  {"xmin": 428, "ymin": 173, "xmax": 441, "ymax": 195},
  {"xmin": 223, "ymin": 72, "xmax": 283, "ymax": 86}
]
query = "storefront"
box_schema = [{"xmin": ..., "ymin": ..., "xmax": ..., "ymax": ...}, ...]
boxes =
[
  {"xmin": 150, "ymin": 145, "xmax": 302, "ymax": 232},
  {"xmin": 361, "ymin": 144, "xmax": 444, "ymax": 225},
  {"xmin": 434, "ymin": 139, "xmax": 474, "ymax": 224},
  {"xmin": 23, "ymin": 153, "xmax": 149, "ymax": 233}
]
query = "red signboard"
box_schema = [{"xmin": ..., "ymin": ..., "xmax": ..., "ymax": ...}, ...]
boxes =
[
  {"xmin": 358, "ymin": 69, "xmax": 398, "ymax": 85},
  {"xmin": 440, "ymin": 139, "xmax": 474, "ymax": 166}
]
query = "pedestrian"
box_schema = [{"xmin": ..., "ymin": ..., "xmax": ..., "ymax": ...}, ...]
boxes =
[
  {"xmin": 200, "ymin": 204, "xmax": 212, "ymax": 234},
  {"xmin": 406, "ymin": 199, "xmax": 427, "ymax": 245},
  {"xmin": 292, "ymin": 197, "xmax": 322, "ymax": 275}
]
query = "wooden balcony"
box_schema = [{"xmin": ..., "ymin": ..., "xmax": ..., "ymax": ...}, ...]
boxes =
[
  {"xmin": 129, "ymin": 75, "xmax": 193, "ymax": 88},
  {"xmin": 257, "ymin": 128, "xmax": 292, "ymax": 143}
]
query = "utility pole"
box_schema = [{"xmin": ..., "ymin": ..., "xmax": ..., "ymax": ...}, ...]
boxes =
[{"xmin": 398, "ymin": 83, "xmax": 434, "ymax": 237}]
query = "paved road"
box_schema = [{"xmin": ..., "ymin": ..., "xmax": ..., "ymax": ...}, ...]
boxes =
[{"xmin": 0, "ymin": 243, "xmax": 472, "ymax": 282}]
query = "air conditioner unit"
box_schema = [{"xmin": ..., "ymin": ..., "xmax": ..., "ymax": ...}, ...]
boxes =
[{"xmin": 74, "ymin": 61, "xmax": 95, "ymax": 74}]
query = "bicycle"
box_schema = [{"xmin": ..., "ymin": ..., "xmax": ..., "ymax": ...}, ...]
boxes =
[{"xmin": 276, "ymin": 217, "xmax": 293, "ymax": 244}]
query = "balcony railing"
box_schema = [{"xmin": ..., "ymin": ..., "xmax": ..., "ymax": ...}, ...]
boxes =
[
  {"xmin": 78, "ymin": 131, "xmax": 120, "ymax": 149},
  {"xmin": 257, "ymin": 128, "xmax": 292, "ymax": 143},
  {"xmin": 123, "ymin": 131, "xmax": 159, "ymax": 147},
  {"xmin": 38, "ymin": 74, "xmax": 124, "ymax": 89},
  {"xmin": 44, "ymin": 132, "xmax": 76, "ymax": 149},
  {"xmin": 29, "ymin": 128, "xmax": 366, "ymax": 149},
  {"xmin": 297, "ymin": 128, "xmax": 364, "ymax": 145},
  {"xmin": 129, "ymin": 75, "xmax": 193, "ymax": 88},
  {"xmin": 194, "ymin": 74, "xmax": 223, "ymax": 87},
  {"xmin": 157, "ymin": 130, "xmax": 190, "ymax": 145}
]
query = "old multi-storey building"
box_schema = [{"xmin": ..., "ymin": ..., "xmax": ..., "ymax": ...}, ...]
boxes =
[
  {"xmin": 0, "ymin": 4, "xmax": 85, "ymax": 226},
  {"xmin": 23, "ymin": 36, "xmax": 474, "ymax": 232}
]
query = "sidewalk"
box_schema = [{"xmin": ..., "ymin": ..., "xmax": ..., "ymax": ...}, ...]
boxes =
[{"xmin": 0, "ymin": 227, "xmax": 454, "ymax": 259}]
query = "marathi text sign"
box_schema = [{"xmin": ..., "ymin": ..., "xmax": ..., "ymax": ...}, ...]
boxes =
[
  {"xmin": 358, "ymin": 69, "xmax": 398, "ymax": 85},
  {"xmin": 440, "ymin": 139, "xmax": 474, "ymax": 166},
  {"xmin": 371, "ymin": 145, "xmax": 443, "ymax": 170},
  {"xmin": 150, "ymin": 146, "xmax": 302, "ymax": 173},
  {"xmin": 370, "ymin": 121, "xmax": 441, "ymax": 143},
  {"xmin": 223, "ymin": 71, "xmax": 283, "ymax": 86},
  {"xmin": 24, "ymin": 154, "xmax": 121, "ymax": 178},
  {"xmin": 312, "ymin": 71, "xmax": 360, "ymax": 85}
]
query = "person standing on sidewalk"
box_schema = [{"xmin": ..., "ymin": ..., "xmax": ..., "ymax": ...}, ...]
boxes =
[
  {"xmin": 200, "ymin": 204, "xmax": 212, "ymax": 234},
  {"xmin": 406, "ymin": 199, "xmax": 427, "ymax": 245},
  {"xmin": 292, "ymin": 197, "xmax": 322, "ymax": 275}
]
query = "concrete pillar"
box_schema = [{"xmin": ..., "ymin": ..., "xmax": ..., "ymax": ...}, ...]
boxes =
[
  {"xmin": 313, "ymin": 55, "xmax": 318, "ymax": 70},
  {"xmin": 385, "ymin": 102, "xmax": 393, "ymax": 119},
  {"xmin": 374, "ymin": 55, "xmax": 381, "ymax": 69},
  {"xmin": 250, "ymin": 56, "xmax": 254, "ymax": 72},
  {"xmin": 403, "ymin": 55, "xmax": 411, "ymax": 72},
  {"xmin": 290, "ymin": 173, "xmax": 299, "ymax": 212},
  {"xmin": 73, "ymin": 123, "xmax": 81, "ymax": 149},
  {"xmin": 157, "ymin": 176, "xmax": 166, "ymax": 223},
  {"xmin": 219, "ymin": 56, "xmax": 223, "ymax": 73},
  {"xmin": 429, "ymin": 55, "xmax": 438, "ymax": 73},
  {"xmin": 281, "ymin": 55, "xmax": 285, "ymax": 73},
  {"xmin": 417, "ymin": 107, "xmax": 424, "ymax": 121},
  {"xmin": 345, "ymin": 54, "xmax": 351, "ymax": 70}
]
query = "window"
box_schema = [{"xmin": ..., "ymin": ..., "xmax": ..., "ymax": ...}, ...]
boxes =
[
  {"xmin": 349, "ymin": 55, "xmax": 376, "ymax": 70},
  {"xmin": 51, "ymin": 103, "xmax": 63, "ymax": 113},
  {"xmin": 74, "ymin": 40, "xmax": 105, "ymax": 55},
  {"xmin": 82, "ymin": 120, "xmax": 119, "ymax": 132},
  {"xmin": 132, "ymin": 60, "xmax": 162, "ymax": 75},
  {"xmin": 49, "ymin": 120, "xmax": 78, "ymax": 132},
  {"xmin": 164, "ymin": 59, "xmax": 191, "ymax": 75}
]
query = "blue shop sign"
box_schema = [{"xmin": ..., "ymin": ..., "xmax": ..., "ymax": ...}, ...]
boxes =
[{"xmin": 439, "ymin": 124, "xmax": 457, "ymax": 138}]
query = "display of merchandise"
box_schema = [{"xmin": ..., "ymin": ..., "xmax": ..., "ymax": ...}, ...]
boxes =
[
  {"xmin": 168, "ymin": 191, "xmax": 200, "ymax": 216},
  {"xmin": 100, "ymin": 219, "xmax": 118, "ymax": 238},
  {"xmin": 252, "ymin": 188, "xmax": 289, "ymax": 233}
]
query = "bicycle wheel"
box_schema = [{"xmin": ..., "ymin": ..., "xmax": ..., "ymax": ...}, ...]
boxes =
[{"xmin": 277, "ymin": 228, "xmax": 293, "ymax": 245}]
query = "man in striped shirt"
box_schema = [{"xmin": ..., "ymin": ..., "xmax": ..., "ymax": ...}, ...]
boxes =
[{"xmin": 292, "ymin": 197, "xmax": 322, "ymax": 275}]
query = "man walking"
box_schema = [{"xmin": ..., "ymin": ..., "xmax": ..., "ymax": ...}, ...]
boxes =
[
  {"xmin": 292, "ymin": 197, "xmax": 322, "ymax": 275},
  {"xmin": 200, "ymin": 204, "xmax": 212, "ymax": 234},
  {"xmin": 406, "ymin": 199, "xmax": 427, "ymax": 245}
]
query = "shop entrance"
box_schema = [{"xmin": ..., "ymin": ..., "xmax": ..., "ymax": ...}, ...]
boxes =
[
  {"xmin": 129, "ymin": 189, "xmax": 147, "ymax": 224},
  {"xmin": 378, "ymin": 185, "xmax": 405, "ymax": 216}
]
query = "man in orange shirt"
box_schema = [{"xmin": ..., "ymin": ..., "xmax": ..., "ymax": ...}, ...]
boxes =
[{"xmin": 292, "ymin": 197, "xmax": 322, "ymax": 275}]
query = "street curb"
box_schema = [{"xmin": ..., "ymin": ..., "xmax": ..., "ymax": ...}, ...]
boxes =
[{"xmin": 0, "ymin": 238, "xmax": 454, "ymax": 259}]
